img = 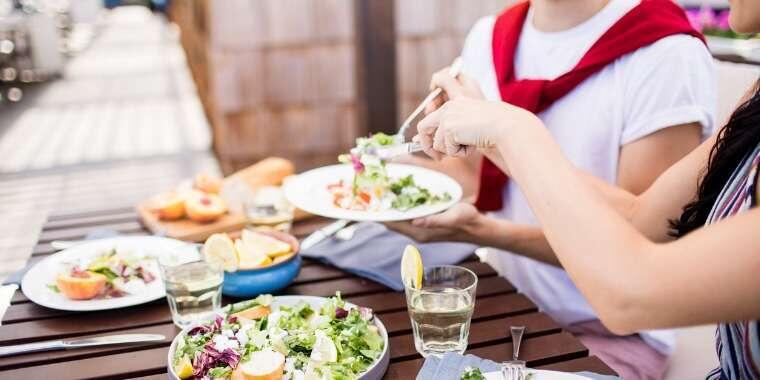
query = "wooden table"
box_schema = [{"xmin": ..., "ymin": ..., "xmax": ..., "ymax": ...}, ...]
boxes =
[{"xmin": 0, "ymin": 206, "xmax": 616, "ymax": 379}]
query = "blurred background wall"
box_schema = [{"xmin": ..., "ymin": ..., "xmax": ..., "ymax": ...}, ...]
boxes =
[{"xmin": 168, "ymin": 0, "xmax": 515, "ymax": 174}]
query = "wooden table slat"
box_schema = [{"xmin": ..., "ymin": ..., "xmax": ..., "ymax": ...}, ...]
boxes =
[
  {"xmin": 46, "ymin": 206, "xmax": 137, "ymax": 222},
  {"xmin": 40, "ymin": 211, "xmax": 139, "ymax": 231},
  {"xmin": 388, "ymin": 312, "xmax": 561, "ymax": 361},
  {"xmin": 0, "ymin": 345, "xmax": 171, "ymax": 380},
  {"xmin": 382, "ymin": 293, "xmax": 536, "ymax": 336},
  {"xmin": 0, "ymin": 324, "xmax": 177, "ymax": 371},
  {"xmin": 537, "ymin": 355, "xmax": 617, "ymax": 375},
  {"xmin": 36, "ymin": 221, "xmax": 145, "ymax": 244}
]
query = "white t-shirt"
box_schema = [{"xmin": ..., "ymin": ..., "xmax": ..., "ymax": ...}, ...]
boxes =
[{"xmin": 460, "ymin": 0, "xmax": 716, "ymax": 354}]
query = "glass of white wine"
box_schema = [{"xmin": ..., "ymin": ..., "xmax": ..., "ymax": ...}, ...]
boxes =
[
  {"xmin": 405, "ymin": 265, "xmax": 477, "ymax": 358},
  {"xmin": 158, "ymin": 245, "xmax": 223, "ymax": 328}
]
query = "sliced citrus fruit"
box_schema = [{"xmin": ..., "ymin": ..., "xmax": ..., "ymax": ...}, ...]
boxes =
[
  {"xmin": 234, "ymin": 239, "xmax": 273, "ymax": 269},
  {"xmin": 241, "ymin": 229, "xmax": 292, "ymax": 258},
  {"xmin": 174, "ymin": 355, "xmax": 194, "ymax": 379},
  {"xmin": 203, "ymin": 233, "xmax": 238, "ymax": 272},
  {"xmin": 401, "ymin": 244, "xmax": 423, "ymax": 289}
]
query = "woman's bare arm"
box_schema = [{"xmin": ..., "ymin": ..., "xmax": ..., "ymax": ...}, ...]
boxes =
[{"xmin": 496, "ymin": 120, "xmax": 760, "ymax": 333}]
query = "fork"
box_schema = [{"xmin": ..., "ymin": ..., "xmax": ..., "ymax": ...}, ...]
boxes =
[
  {"xmin": 395, "ymin": 57, "xmax": 463, "ymax": 142},
  {"xmin": 502, "ymin": 325, "xmax": 527, "ymax": 380}
]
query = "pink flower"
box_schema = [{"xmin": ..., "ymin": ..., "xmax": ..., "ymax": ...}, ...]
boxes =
[{"xmin": 350, "ymin": 154, "xmax": 364, "ymax": 173}]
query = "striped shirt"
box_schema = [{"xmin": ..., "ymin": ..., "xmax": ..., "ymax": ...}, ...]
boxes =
[{"xmin": 705, "ymin": 143, "xmax": 760, "ymax": 380}]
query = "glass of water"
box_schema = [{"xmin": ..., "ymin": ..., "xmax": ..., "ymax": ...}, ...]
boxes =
[
  {"xmin": 158, "ymin": 246, "xmax": 224, "ymax": 328},
  {"xmin": 245, "ymin": 186, "xmax": 295, "ymax": 233},
  {"xmin": 405, "ymin": 265, "xmax": 477, "ymax": 358}
]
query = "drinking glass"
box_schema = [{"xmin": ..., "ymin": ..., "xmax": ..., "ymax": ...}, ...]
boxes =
[
  {"xmin": 158, "ymin": 245, "xmax": 223, "ymax": 328},
  {"xmin": 245, "ymin": 186, "xmax": 295, "ymax": 233},
  {"xmin": 405, "ymin": 265, "xmax": 477, "ymax": 358}
]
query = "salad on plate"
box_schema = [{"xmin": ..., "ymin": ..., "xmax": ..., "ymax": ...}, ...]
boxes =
[
  {"xmin": 171, "ymin": 293, "xmax": 385, "ymax": 380},
  {"xmin": 50, "ymin": 248, "xmax": 157, "ymax": 300},
  {"xmin": 329, "ymin": 133, "xmax": 451, "ymax": 211}
]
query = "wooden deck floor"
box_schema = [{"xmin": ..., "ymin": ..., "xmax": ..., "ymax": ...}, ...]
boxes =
[{"xmin": 0, "ymin": 7, "xmax": 214, "ymax": 282}]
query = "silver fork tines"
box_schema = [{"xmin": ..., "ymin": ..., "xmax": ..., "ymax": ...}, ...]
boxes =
[{"xmin": 502, "ymin": 325, "xmax": 527, "ymax": 380}]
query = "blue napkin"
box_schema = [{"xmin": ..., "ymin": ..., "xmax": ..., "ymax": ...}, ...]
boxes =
[
  {"xmin": 417, "ymin": 352, "xmax": 621, "ymax": 380},
  {"xmin": 417, "ymin": 352, "xmax": 502, "ymax": 379},
  {"xmin": 300, "ymin": 222, "xmax": 478, "ymax": 291}
]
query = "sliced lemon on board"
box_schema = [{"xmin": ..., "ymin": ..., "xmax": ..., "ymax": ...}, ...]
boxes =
[
  {"xmin": 203, "ymin": 233, "xmax": 238, "ymax": 272},
  {"xmin": 234, "ymin": 238, "xmax": 272, "ymax": 269},
  {"xmin": 401, "ymin": 245, "xmax": 423, "ymax": 289},
  {"xmin": 174, "ymin": 355, "xmax": 194, "ymax": 379}
]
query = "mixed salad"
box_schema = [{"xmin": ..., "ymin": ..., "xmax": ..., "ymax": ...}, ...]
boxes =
[
  {"xmin": 172, "ymin": 293, "xmax": 384, "ymax": 380},
  {"xmin": 330, "ymin": 133, "xmax": 451, "ymax": 211},
  {"xmin": 461, "ymin": 367, "xmax": 486, "ymax": 380},
  {"xmin": 50, "ymin": 249, "xmax": 157, "ymax": 300}
]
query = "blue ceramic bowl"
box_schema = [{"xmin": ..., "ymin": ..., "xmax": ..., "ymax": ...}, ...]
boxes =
[{"xmin": 221, "ymin": 230, "xmax": 301, "ymax": 298}]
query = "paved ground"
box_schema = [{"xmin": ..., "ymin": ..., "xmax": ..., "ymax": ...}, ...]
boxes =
[{"xmin": 0, "ymin": 6, "xmax": 216, "ymax": 281}]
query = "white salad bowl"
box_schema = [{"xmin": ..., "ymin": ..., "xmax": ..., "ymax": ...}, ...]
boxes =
[{"xmin": 167, "ymin": 295, "xmax": 390, "ymax": 380}]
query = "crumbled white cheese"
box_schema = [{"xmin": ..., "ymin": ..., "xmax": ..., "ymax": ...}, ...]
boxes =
[
  {"xmin": 268, "ymin": 311, "xmax": 281, "ymax": 328},
  {"xmin": 212, "ymin": 334, "xmax": 239, "ymax": 351},
  {"xmin": 308, "ymin": 315, "xmax": 330, "ymax": 329},
  {"xmin": 221, "ymin": 329, "xmax": 234, "ymax": 337},
  {"xmin": 112, "ymin": 278, "xmax": 146, "ymax": 295},
  {"xmin": 249, "ymin": 329, "xmax": 268, "ymax": 348},
  {"xmin": 235, "ymin": 328, "xmax": 249, "ymax": 346}
]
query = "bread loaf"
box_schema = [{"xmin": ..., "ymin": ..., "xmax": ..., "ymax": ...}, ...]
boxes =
[{"xmin": 223, "ymin": 157, "xmax": 295, "ymax": 190}]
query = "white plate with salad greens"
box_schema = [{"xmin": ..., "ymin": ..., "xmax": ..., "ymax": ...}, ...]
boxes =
[
  {"xmin": 21, "ymin": 236, "xmax": 185, "ymax": 311},
  {"xmin": 284, "ymin": 163, "xmax": 462, "ymax": 222},
  {"xmin": 168, "ymin": 294, "xmax": 389, "ymax": 380}
]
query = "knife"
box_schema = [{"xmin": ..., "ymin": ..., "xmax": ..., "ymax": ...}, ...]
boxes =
[
  {"xmin": 369, "ymin": 141, "xmax": 423, "ymax": 160},
  {"xmin": 0, "ymin": 333, "xmax": 166, "ymax": 357},
  {"xmin": 300, "ymin": 219, "xmax": 351, "ymax": 250}
]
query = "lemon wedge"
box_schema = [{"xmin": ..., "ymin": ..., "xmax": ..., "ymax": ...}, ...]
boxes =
[
  {"xmin": 234, "ymin": 238, "xmax": 273, "ymax": 269},
  {"xmin": 401, "ymin": 244, "xmax": 423, "ymax": 289},
  {"xmin": 310, "ymin": 329, "xmax": 338, "ymax": 363},
  {"xmin": 241, "ymin": 229, "xmax": 292, "ymax": 258},
  {"xmin": 174, "ymin": 355, "xmax": 194, "ymax": 379},
  {"xmin": 203, "ymin": 233, "xmax": 238, "ymax": 272}
]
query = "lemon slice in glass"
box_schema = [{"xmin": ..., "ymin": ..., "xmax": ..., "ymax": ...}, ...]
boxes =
[
  {"xmin": 203, "ymin": 233, "xmax": 238, "ymax": 272},
  {"xmin": 401, "ymin": 244, "xmax": 423, "ymax": 289}
]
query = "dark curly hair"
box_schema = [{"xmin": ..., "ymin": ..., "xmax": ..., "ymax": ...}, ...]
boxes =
[{"xmin": 671, "ymin": 79, "xmax": 760, "ymax": 237}]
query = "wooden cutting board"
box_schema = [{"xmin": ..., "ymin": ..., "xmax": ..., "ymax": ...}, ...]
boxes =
[{"xmin": 136, "ymin": 203, "xmax": 249, "ymax": 242}]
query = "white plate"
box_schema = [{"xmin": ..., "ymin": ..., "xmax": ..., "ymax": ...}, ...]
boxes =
[
  {"xmin": 21, "ymin": 236, "xmax": 186, "ymax": 311},
  {"xmin": 167, "ymin": 295, "xmax": 390, "ymax": 380},
  {"xmin": 284, "ymin": 163, "xmax": 462, "ymax": 222},
  {"xmin": 484, "ymin": 369, "xmax": 593, "ymax": 380}
]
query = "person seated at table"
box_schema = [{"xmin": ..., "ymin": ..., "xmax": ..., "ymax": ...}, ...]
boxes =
[
  {"xmin": 388, "ymin": 0, "xmax": 715, "ymax": 378},
  {"xmin": 404, "ymin": 0, "xmax": 760, "ymax": 378}
]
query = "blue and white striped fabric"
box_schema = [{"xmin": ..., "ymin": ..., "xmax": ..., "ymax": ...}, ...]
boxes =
[{"xmin": 705, "ymin": 144, "xmax": 760, "ymax": 380}]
